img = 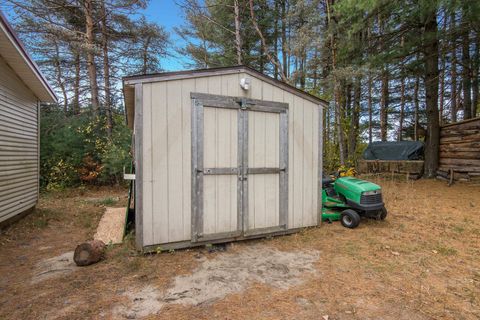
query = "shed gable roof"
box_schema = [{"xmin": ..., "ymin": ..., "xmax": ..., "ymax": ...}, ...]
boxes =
[
  {"xmin": 123, "ymin": 65, "xmax": 327, "ymax": 129},
  {"xmin": 0, "ymin": 11, "xmax": 57, "ymax": 102}
]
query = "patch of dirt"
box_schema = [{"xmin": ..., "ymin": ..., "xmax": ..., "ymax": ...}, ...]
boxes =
[
  {"xmin": 163, "ymin": 245, "xmax": 318, "ymax": 303},
  {"xmin": 113, "ymin": 285, "xmax": 162, "ymax": 319},
  {"xmin": 113, "ymin": 245, "xmax": 319, "ymax": 318},
  {"xmin": 31, "ymin": 251, "xmax": 77, "ymax": 284}
]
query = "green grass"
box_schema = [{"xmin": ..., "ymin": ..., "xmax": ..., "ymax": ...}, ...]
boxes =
[
  {"xmin": 31, "ymin": 208, "xmax": 57, "ymax": 229},
  {"xmin": 435, "ymin": 245, "xmax": 458, "ymax": 256},
  {"xmin": 97, "ymin": 197, "xmax": 118, "ymax": 206},
  {"xmin": 452, "ymin": 225, "xmax": 465, "ymax": 234}
]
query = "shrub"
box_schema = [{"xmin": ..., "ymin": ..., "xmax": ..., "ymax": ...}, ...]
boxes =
[{"xmin": 40, "ymin": 106, "xmax": 132, "ymax": 189}]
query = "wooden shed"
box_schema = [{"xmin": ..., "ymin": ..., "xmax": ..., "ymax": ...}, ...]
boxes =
[
  {"xmin": 0, "ymin": 12, "xmax": 56, "ymax": 226},
  {"xmin": 123, "ymin": 66, "xmax": 327, "ymax": 251}
]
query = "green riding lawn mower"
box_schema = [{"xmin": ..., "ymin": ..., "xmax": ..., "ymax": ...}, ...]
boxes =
[{"xmin": 321, "ymin": 174, "xmax": 387, "ymax": 228}]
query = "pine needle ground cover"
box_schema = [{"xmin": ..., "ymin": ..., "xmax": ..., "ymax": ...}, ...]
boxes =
[{"xmin": 0, "ymin": 179, "xmax": 479, "ymax": 319}]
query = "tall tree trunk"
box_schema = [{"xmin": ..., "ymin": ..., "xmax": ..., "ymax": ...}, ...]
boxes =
[
  {"xmin": 142, "ymin": 36, "xmax": 151, "ymax": 74},
  {"xmin": 84, "ymin": 0, "xmax": 100, "ymax": 115},
  {"xmin": 349, "ymin": 76, "xmax": 361, "ymax": 159},
  {"xmin": 324, "ymin": 106, "xmax": 328, "ymax": 156},
  {"xmin": 423, "ymin": 11, "xmax": 440, "ymax": 178},
  {"xmin": 281, "ymin": 0, "xmax": 287, "ymax": 78},
  {"xmin": 234, "ymin": 0, "xmax": 242, "ymax": 65},
  {"xmin": 472, "ymin": 32, "xmax": 479, "ymax": 118},
  {"xmin": 100, "ymin": 0, "xmax": 113, "ymax": 137},
  {"xmin": 439, "ymin": 49, "xmax": 445, "ymax": 124},
  {"xmin": 73, "ymin": 51, "xmax": 81, "ymax": 115},
  {"xmin": 438, "ymin": 14, "xmax": 447, "ymax": 125},
  {"xmin": 380, "ymin": 67, "xmax": 389, "ymax": 141},
  {"xmin": 335, "ymin": 89, "xmax": 346, "ymax": 165},
  {"xmin": 368, "ymin": 73, "xmax": 373, "ymax": 144},
  {"xmin": 313, "ymin": 48, "xmax": 318, "ymax": 90},
  {"xmin": 398, "ymin": 72, "xmax": 405, "ymax": 141},
  {"xmin": 345, "ymin": 82, "xmax": 352, "ymax": 157},
  {"xmin": 249, "ymin": 0, "xmax": 287, "ymax": 82},
  {"xmin": 326, "ymin": 0, "xmax": 345, "ymax": 165},
  {"xmin": 53, "ymin": 41, "xmax": 68, "ymax": 113},
  {"xmin": 461, "ymin": 9, "xmax": 472, "ymax": 119},
  {"xmin": 273, "ymin": 0, "xmax": 279, "ymax": 78},
  {"xmin": 379, "ymin": 14, "xmax": 388, "ymax": 141},
  {"xmin": 451, "ymin": 30, "xmax": 458, "ymax": 122},
  {"xmin": 300, "ymin": 54, "xmax": 306, "ymax": 89},
  {"xmin": 414, "ymin": 75, "xmax": 420, "ymax": 141}
]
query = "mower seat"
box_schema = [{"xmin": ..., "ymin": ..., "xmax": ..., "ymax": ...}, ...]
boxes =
[{"xmin": 322, "ymin": 176, "xmax": 334, "ymax": 188}]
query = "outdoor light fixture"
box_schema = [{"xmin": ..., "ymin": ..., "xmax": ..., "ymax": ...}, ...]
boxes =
[{"xmin": 240, "ymin": 77, "xmax": 251, "ymax": 90}]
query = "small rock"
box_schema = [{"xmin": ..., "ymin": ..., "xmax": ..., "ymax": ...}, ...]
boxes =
[
  {"xmin": 432, "ymin": 250, "xmax": 438, "ymax": 254},
  {"xmin": 391, "ymin": 251, "xmax": 400, "ymax": 256},
  {"xmin": 296, "ymin": 297, "xmax": 310, "ymax": 306},
  {"xmin": 322, "ymin": 315, "xmax": 329, "ymax": 320},
  {"xmin": 125, "ymin": 312, "xmax": 136, "ymax": 319}
]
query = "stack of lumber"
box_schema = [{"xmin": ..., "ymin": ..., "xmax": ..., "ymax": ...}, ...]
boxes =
[
  {"xmin": 438, "ymin": 117, "xmax": 480, "ymax": 181},
  {"xmin": 357, "ymin": 160, "xmax": 424, "ymax": 179}
]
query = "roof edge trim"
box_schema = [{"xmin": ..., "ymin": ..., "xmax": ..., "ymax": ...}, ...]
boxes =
[
  {"xmin": 123, "ymin": 65, "xmax": 327, "ymax": 106},
  {"xmin": 0, "ymin": 11, "xmax": 57, "ymax": 102}
]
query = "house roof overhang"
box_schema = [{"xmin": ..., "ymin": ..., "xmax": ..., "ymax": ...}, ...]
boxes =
[{"xmin": 0, "ymin": 11, "xmax": 57, "ymax": 103}]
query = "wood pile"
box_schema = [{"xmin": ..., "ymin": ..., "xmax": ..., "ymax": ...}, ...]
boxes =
[
  {"xmin": 438, "ymin": 117, "xmax": 480, "ymax": 182},
  {"xmin": 357, "ymin": 160, "xmax": 424, "ymax": 179}
]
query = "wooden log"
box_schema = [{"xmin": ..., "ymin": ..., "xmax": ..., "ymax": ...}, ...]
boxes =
[
  {"xmin": 74, "ymin": 240, "xmax": 106, "ymax": 266},
  {"xmin": 436, "ymin": 175, "xmax": 449, "ymax": 181},
  {"xmin": 436, "ymin": 170, "xmax": 449, "ymax": 178},
  {"xmin": 441, "ymin": 118, "xmax": 480, "ymax": 131},
  {"xmin": 440, "ymin": 151, "xmax": 480, "ymax": 159},
  {"xmin": 440, "ymin": 146, "xmax": 480, "ymax": 153},
  {"xmin": 439, "ymin": 158, "xmax": 480, "ymax": 166},
  {"xmin": 440, "ymin": 133, "xmax": 480, "ymax": 143},
  {"xmin": 440, "ymin": 140, "xmax": 480, "ymax": 148},
  {"xmin": 438, "ymin": 165, "xmax": 480, "ymax": 173},
  {"xmin": 440, "ymin": 128, "xmax": 480, "ymax": 137},
  {"xmin": 453, "ymin": 172, "xmax": 470, "ymax": 180}
]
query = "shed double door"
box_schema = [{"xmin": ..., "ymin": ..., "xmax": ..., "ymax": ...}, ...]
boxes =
[{"xmin": 191, "ymin": 92, "xmax": 288, "ymax": 242}]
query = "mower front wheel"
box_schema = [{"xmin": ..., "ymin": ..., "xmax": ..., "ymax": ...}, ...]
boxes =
[
  {"xmin": 340, "ymin": 209, "xmax": 361, "ymax": 228},
  {"xmin": 380, "ymin": 207, "xmax": 388, "ymax": 220}
]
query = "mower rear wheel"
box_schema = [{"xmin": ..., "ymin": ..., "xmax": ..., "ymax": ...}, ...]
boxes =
[
  {"xmin": 380, "ymin": 207, "xmax": 388, "ymax": 220},
  {"xmin": 340, "ymin": 209, "xmax": 361, "ymax": 228}
]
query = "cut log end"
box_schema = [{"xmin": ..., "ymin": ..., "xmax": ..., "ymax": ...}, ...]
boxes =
[{"xmin": 74, "ymin": 240, "xmax": 106, "ymax": 266}]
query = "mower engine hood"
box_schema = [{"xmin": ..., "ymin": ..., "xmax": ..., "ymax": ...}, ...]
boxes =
[{"xmin": 335, "ymin": 177, "xmax": 381, "ymax": 193}]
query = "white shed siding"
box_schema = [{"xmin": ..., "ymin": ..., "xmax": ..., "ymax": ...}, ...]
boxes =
[
  {"xmin": 139, "ymin": 71, "xmax": 321, "ymax": 247},
  {"xmin": 0, "ymin": 56, "xmax": 38, "ymax": 223},
  {"xmin": 141, "ymin": 74, "xmax": 246, "ymax": 246},
  {"xmin": 247, "ymin": 76, "xmax": 319, "ymax": 228}
]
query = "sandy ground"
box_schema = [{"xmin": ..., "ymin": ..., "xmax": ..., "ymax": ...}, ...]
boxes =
[{"xmin": 0, "ymin": 178, "xmax": 479, "ymax": 319}]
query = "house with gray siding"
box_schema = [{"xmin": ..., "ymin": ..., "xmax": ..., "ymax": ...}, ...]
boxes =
[{"xmin": 0, "ymin": 11, "xmax": 57, "ymax": 226}]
